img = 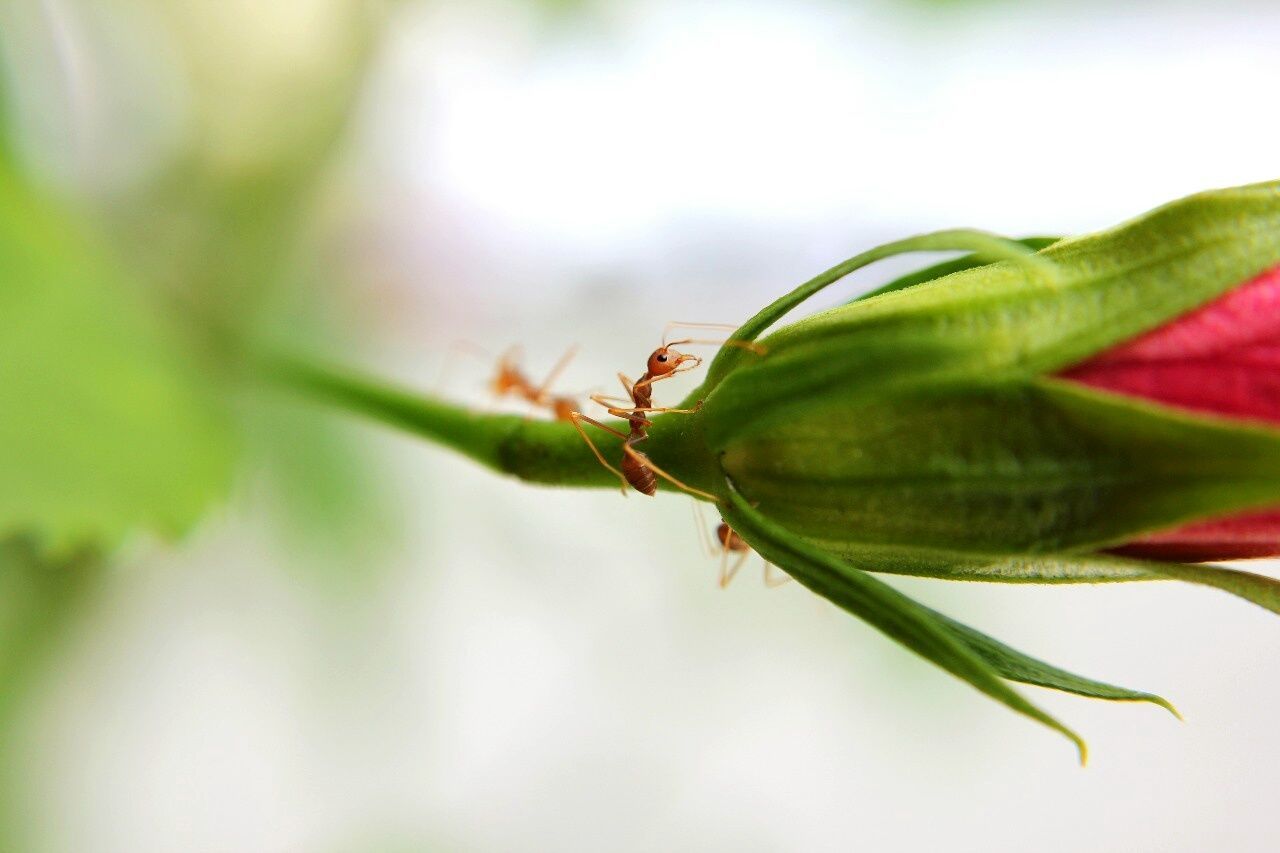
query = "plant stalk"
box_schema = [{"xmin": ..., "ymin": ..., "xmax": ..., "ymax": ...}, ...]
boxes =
[{"xmin": 261, "ymin": 352, "xmax": 718, "ymax": 495}]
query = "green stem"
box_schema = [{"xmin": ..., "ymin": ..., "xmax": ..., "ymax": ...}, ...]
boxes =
[{"xmin": 261, "ymin": 352, "xmax": 718, "ymax": 495}]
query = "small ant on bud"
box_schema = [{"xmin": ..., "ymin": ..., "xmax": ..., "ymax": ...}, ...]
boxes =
[
  {"xmin": 568, "ymin": 322, "xmax": 764, "ymax": 500},
  {"xmin": 693, "ymin": 504, "xmax": 791, "ymax": 588}
]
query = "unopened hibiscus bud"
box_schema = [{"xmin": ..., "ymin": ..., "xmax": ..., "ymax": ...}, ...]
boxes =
[
  {"xmin": 706, "ymin": 185, "xmax": 1280, "ymax": 557},
  {"xmin": 280, "ymin": 181, "xmax": 1280, "ymax": 761},
  {"xmin": 682, "ymin": 182, "xmax": 1280, "ymax": 757},
  {"xmin": 701, "ymin": 184, "xmax": 1280, "ymax": 566}
]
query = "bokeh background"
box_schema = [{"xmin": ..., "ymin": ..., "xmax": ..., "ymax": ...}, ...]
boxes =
[{"xmin": 2, "ymin": 1, "xmax": 1280, "ymax": 850}]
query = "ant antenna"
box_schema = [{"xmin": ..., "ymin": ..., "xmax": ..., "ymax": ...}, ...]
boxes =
[
  {"xmin": 666, "ymin": 337, "xmax": 766, "ymax": 355},
  {"xmin": 533, "ymin": 344, "xmax": 580, "ymax": 400},
  {"xmin": 433, "ymin": 339, "xmax": 493, "ymax": 395},
  {"xmin": 663, "ymin": 321, "xmax": 742, "ymax": 346}
]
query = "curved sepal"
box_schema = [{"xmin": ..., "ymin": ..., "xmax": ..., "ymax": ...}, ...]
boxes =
[
  {"xmin": 719, "ymin": 487, "xmax": 1089, "ymax": 763},
  {"xmin": 925, "ymin": 608, "xmax": 1178, "ymax": 716},
  {"xmin": 803, "ymin": 539, "xmax": 1280, "ymax": 614},
  {"xmin": 848, "ymin": 236, "xmax": 1061, "ymax": 304},
  {"xmin": 705, "ymin": 183, "xmax": 1280, "ymax": 440}
]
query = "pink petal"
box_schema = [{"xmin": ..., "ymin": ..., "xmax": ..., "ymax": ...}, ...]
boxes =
[
  {"xmin": 1108, "ymin": 509, "xmax": 1280, "ymax": 562},
  {"xmin": 1061, "ymin": 264, "xmax": 1280, "ymax": 425},
  {"xmin": 1059, "ymin": 264, "xmax": 1280, "ymax": 560}
]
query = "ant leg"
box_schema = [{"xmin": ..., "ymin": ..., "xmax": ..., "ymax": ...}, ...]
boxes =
[
  {"xmin": 764, "ymin": 560, "xmax": 792, "ymax": 589},
  {"xmin": 497, "ymin": 344, "xmax": 522, "ymax": 367},
  {"xmin": 533, "ymin": 345, "xmax": 579, "ymax": 402},
  {"xmin": 719, "ymin": 548, "xmax": 748, "ymax": 589},
  {"xmin": 620, "ymin": 442, "xmax": 718, "ymax": 502},
  {"xmin": 592, "ymin": 393, "xmax": 639, "ymax": 407},
  {"xmin": 433, "ymin": 339, "xmax": 492, "ymax": 396},
  {"xmin": 568, "ymin": 411, "xmax": 631, "ymax": 495},
  {"xmin": 592, "ymin": 373, "xmax": 702, "ymax": 415},
  {"xmin": 691, "ymin": 502, "xmax": 717, "ymax": 558},
  {"xmin": 590, "ymin": 373, "xmax": 702, "ymax": 418},
  {"xmin": 591, "ymin": 400, "xmax": 654, "ymax": 423},
  {"xmin": 588, "ymin": 394, "xmax": 700, "ymax": 417}
]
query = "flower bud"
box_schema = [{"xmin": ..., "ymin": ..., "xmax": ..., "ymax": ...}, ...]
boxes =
[
  {"xmin": 696, "ymin": 182, "xmax": 1280, "ymax": 755},
  {"xmin": 703, "ymin": 182, "xmax": 1280, "ymax": 562}
]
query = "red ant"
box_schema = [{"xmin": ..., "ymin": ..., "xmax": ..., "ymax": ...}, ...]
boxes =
[
  {"xmin": 694, "ymin": 504, "xmax": 791, "ymax": 588},
  {"xmin": 490, "ymin": 344, "xmax": 580, "ymax": 421},
  {"xmin": 568, "ymin": 323, "xmax": 762, "ymax": 500},
  {"xmin": 439, "ymin": 342, "xmax": 583, "ymax": 421}
]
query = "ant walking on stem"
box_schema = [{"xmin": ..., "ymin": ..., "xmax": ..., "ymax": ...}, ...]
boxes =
[
  {"xmin": 439, "ymin": 342, "xmax": 583, "ymax": 421},
  {"xmin": 489, "ymin": 344, "xmax": 581, "ymax": 422},
  {"xmin": 568, "ymin": 322, "xmax": 762, "ymax": 500}
]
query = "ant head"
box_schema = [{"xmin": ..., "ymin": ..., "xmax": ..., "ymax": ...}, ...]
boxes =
[
  {"xmin": 647, "ymin": 346, "xmax": 701, "ymax": 377},
  {"xmin": 490, "ymin": 362, "xmax": 521, "ymax": 394},
  {"xmin": 490, "ymin": 372, "xmax": 516, "ymax": 394},
  {"xmin": 491, "ymin": 347, "xmax": 522, "ymax": 391}
]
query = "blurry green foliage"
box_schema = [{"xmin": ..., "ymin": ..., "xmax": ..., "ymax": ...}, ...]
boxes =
[
  {"xmin": 0, "ymin": 1, "xmax": 399, "ymax": 572},
  {"xmin": 0, "ymin": 536, "xmax": 102, "ymax": 851},
  {"xmin": 0, "ymin": 154, "xmax": 235, "ymax": 555},
  {"xmin": 243, "ymin": 393, "xmax": 402, "ymax": 585},
  {"xmin": 0, "ymin": 8, "xmax": 401, "ymax": 843},
  {"xmin": 0, "ymin": 537, "xmax": 99, "ymax": 707}
]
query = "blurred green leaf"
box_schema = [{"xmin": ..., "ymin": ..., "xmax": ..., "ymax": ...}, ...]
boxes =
[
  {"xmin": 0, "ymin": 161, "xmax": 234, "ymax": 553},
  {"xmin": 0, "ymin": 536, "xmax": 99, "ymax": 704},
  {"xmin": 105, "ymin": 11, "xmax": 399, "ymax": 574},
  {"xmin": 245, "ymin": 390, "xmax": 402, "ymax": 585},
  {"xmin": 0, "ymin": 75, "xmax": 9, "ymax": 162},
  {"xmin": 0, "ymin": 535, "xmax": 103, "ymax": 849}
]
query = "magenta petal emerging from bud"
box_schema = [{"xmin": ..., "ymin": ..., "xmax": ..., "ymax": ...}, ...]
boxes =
[
  {"xmin": 1108, "ymin": 509, "xmax": 1280, "ymax": 562},
  {"xmin": 1061, "ymin": 264, "xmax": 1280, "ymax": 560}
]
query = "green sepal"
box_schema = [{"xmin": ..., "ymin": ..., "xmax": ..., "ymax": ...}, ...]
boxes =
[
  {"xmin": 717, "ymin": 375, "xmax": 1280, "ymax": 555},
  {"xmin": 849, "ymin": 236, "xmax": 1061, "ymax": 303},
  {"xmin": 803, "ymin": 539, "xmax": 1280, "ymax": 615},
  {"xmin": 927, "ymin": 608, "xmax": 1178, "ymax": 716},
  {"xmin": 698, "ymin": 229, "xmax": 1051, "ymax": 395},
  {"xmin": 704, "ymin": 182, "xmax": 1280, "ymax": 437},
  {"xmin": 718, "ymin": 487, "xmax": 1090, "ymax": 763}
]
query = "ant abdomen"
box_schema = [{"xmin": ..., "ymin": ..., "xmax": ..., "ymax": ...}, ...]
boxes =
[{"xmin": 622, "ymin": 452, "xmax": 658, "ymax": 496}]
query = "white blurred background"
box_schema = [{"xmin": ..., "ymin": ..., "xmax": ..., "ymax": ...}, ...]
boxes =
[{"xmin": 5, "ymin": 0, "xmax": 1280, "ymax": 850}]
